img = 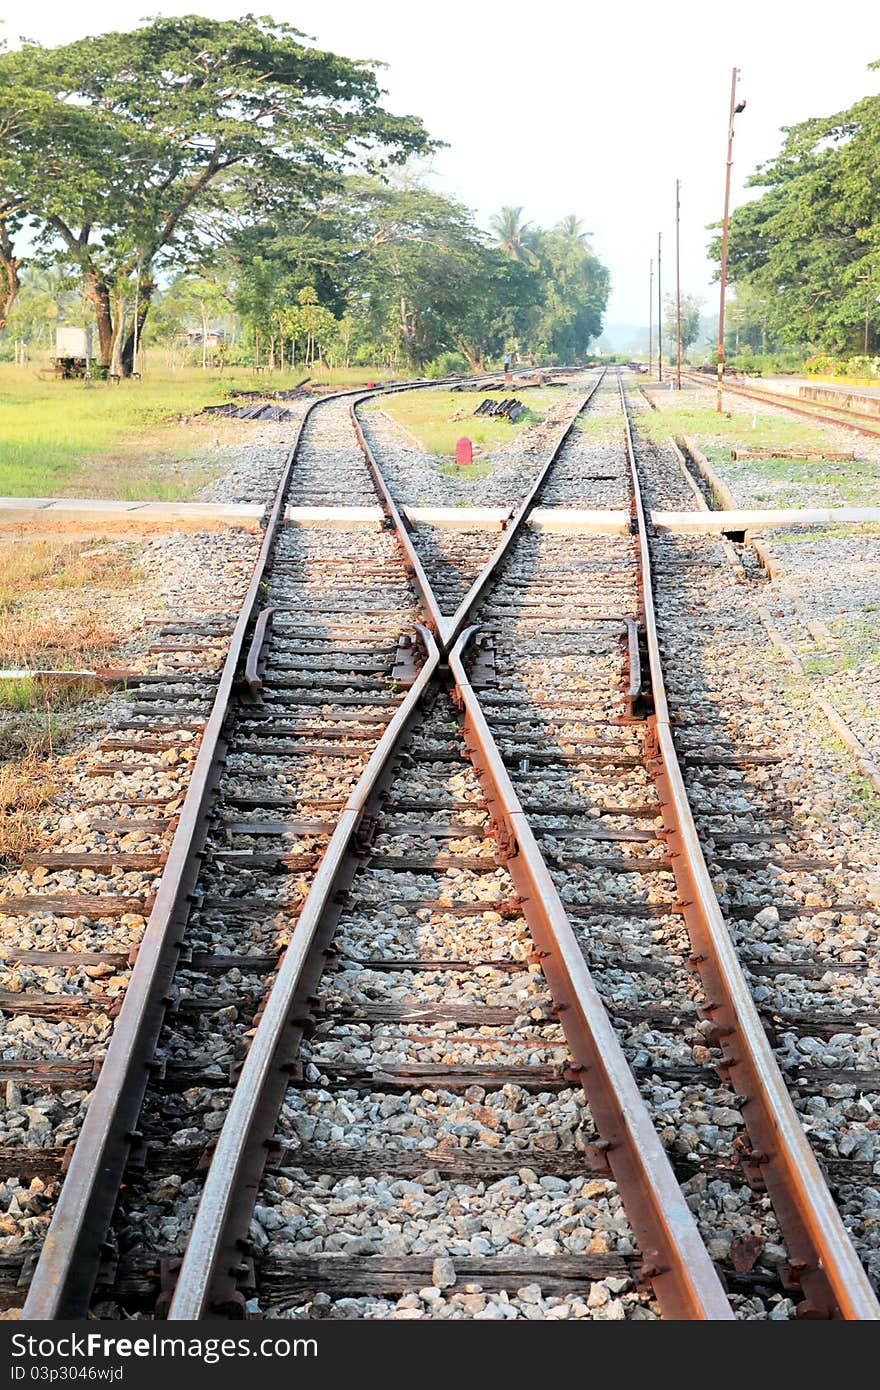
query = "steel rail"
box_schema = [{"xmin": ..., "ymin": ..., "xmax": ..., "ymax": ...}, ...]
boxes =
[
  {"xmin": 343, "ymin": 365, "xmax": 561, "ymax": 644},
  {"xmin": 447, "ymin": 628, "xmax": 733, "ymax": 1320},
  {"xmin": 20, "ymin": 377, "xmax": 436, "ymax": 1321},
  {"xmin": 680, "ymin": 370, "xmax": 880, "ymax": 440},
  {"xmin": 20, "ymin": 367, "xmax": 583, "ymax": 1318},
  {"xmin": 618, "ymin": 372, "xmax": 880, "ymax": 1320},
  {"xmin": 352, "ymin": 369, "xmax": 607, "ymax": 652},
  {"xmin": 167, "ymin": 625, "xmax": 440, "ymax": 1317},
  {"xmin": 168, "ymin": 366, "xmax": 732, "ymax": 1320},
  {"xmin": 349, "ymin": 397, "xmax": 446, "ymax": 639}
]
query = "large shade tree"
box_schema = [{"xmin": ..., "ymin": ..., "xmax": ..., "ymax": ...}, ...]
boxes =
[
  {"xmin": 712, "ymin": 61, "xmax": 880, "ymax": 354},
  {"xmin": 0, "ymin": 16, "xmax": 433, "ymax": 372}
]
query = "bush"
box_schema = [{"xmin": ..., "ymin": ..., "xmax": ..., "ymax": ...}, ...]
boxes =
[
  {"xmin": 425, "ymin": 351, "xmax": 471, "ymax": 378},
  {"xmin": 731, "ymin": 350, "xmax": 806, "ymax": 375},
  {"xmin": 804, "ymin": 353, "xmax": 880, "ymax": 378}
]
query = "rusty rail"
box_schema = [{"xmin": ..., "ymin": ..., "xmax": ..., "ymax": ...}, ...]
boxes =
[
  {"xmin": 167, "ymin": 625, "xmax": 440, "ymax": 1317},
  {"xmin": 681, "ymin": 370, "xmax": 880, "ymax": 440},
  {"xmin": 618, "ymin": 372, "xmax": 880, "ymax": 1320},
  {"xmin": 19, "ymin": 378, "xmax": 434, "ymax": 1321},
  {"xmin": 447, "ymin": 628, "xmax": 732, "ymax": 1320},
  {"xmin": 243, "ymin": 606, "xmax": 275, "ymax": 698},
  {"xmin": 352, "ymin": 369, "xmax": 607, "ymax": 651},
  {"xmin": 167, "ymin": 366, "xmax": 734, "ymax": 1320},
  {"xmin": 19, "ymin": 365, "xmax": 584, "ymax": 1320}
]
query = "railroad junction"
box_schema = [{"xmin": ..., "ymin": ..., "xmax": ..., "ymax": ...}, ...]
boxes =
[{"xmin": 1, "ymin": 369, "xmax": 879, "ymax": 1321}]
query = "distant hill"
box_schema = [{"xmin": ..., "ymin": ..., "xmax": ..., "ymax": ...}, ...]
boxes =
[
  {"xmin": 593, "ymin": 322, "xmax": 648, "ymax": 353},
  {"xmin": 593, "ymin": 312, "xmax": 720, "ymax": 356}
]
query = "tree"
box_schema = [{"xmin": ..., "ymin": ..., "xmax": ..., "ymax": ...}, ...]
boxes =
[
  {"xmin": 314, "ymin": 176, "xmax": 496, "ymax": 368},
  {"xmin": 0, "ymin": 17, "xmax": 433, "ymax": 372},
  {"xmin": 228, "ymin": 180, "xmax": 610, "ymax": 373},
  {"xmin": 663, "ymin": 292, "xmax": 703, "ymax": 360},
  {"xmin": 489, "ymin": 206, "xmax": 538, "ymax": 265},
  {"xmin": 1, "ymin": 264, "xmax": 88, "ymax": 362},
  {"xmin": 160, "ymin": 273, "xmax": 233, "ymax": 369},
  {"xmin": 531, "ymin": 217, "xmax": 609, "ymax": 361},
  {"xmin": 711, "ymin": 62, "xmax": 880, "ymax": 353},
  {"xmin": 726, "ymin": 282, "xmax": 775, "ymax": 355}
]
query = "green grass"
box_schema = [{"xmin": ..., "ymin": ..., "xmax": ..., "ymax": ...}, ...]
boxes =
[
  {"xmin": 637, "ymin": 395, "xmax": 834, "ymax": 455},
  {"xmin": 572, "ymin": 413, "xmax": 617, "ymax": 437},
  {"xmin": 439, "ymin": 461, "xmax": 493, "ymax": 480},
  {"xmin": 765, "ymin": 524, "xmax": 880, "ymax": 544},
  {"xmin": 801, "ymin": 619, "xmax": 880, "ymax": 677},
  {"xmin": 816, "ymin": 725, "xmax": 880, "ymax": 826},
  {"xmin": 636, "ymin": 391, "xmax": 880, "ymax": 506},
  {"xmin": 725, "ymin": 456, "xmax": 880, "ymax": 506},
  {"xmin": 375, "ymin": 388, "xmax": 560, "ymax": 458},
  {"xmin": 0, "ymin": 676, "xmax": 41, "ymax": 710},
  {"xmin": 0, "ymin": 362, "xmax": 394, "ymax": 500}
]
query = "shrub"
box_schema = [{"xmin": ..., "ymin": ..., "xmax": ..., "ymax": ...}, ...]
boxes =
[{"xmin": 425, "ymin": 351, "xmax": 470, "ymax": 378}]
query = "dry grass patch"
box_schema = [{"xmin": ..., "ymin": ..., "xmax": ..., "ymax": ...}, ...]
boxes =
[
  {"xmin": 0, "ymin": 617, "xmax": 121, "ymax": 670},
  {"xmin": 0, "ymin": 748, "xmax": 57, "ymax": 863},
  {"xmin": 0, "ymin": 537, "xmax": 138, "ymax": 670},
  {"xmin": 0, "ymin": 537, "xmax": 138, "ymax": 608},
  {"xmin": 0, "ymin": 535, "xmax": 142, "ymax": 861}
]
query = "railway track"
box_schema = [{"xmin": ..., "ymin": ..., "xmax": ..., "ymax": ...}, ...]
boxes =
[
  {"xmin": 680, "ymin": 370, "xmax": 880, "ymax": 440},
  {"xmin": 5, "ymin": 370, "xmax": 879, "ymax": 1320}
]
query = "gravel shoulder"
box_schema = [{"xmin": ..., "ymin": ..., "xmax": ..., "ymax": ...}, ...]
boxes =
[{"xmin": 633, "ymin": 383, "xmax": 880, "ymax": 771}]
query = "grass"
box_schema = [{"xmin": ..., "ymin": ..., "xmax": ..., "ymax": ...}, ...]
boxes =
[
  {"xmin": 843, "ymin": 769, "xmax": 880, "ymax": 824},
  {"xmin": 816, "ymin": 727, "xmax": 880, "ymax": 827},
  {"xmin": 0, "ymin": 676, "xmax": 43, "ymax": 710},
  {"xmin": 727, "ymin": 456, "xmax": 880, "ymax": 506},
  {"xmin": 636, "ymin": 391, "xmax": 880, "ymax": 505},
  {"xmin": 0, "ymin": 533, "xmax": 144, "ymax": 862},
  {"xmin": 637, "ymin": 394, "xmax": 834, "ymax": 455},
  {"xmin": 0, "ymin": 362, "xmax": 393, "ymax": 500},
  {"xmin": 0, "ymin": 537, "xmax": 137, "ymax": 608},
  {"xmin": 375, "ymin": 388, "xmax": 560, "ymax": 458},
  {"xmin": 572, "ymin": 413, "xmax": 617, "ymax": 437},
  {"xmin": 763, "ymin": 524, "xmax": 880, "ymax": 544},
  {"xmin": 800, "ymin": 619, "xmax": 880, "ymax": 678},
  {"xmin": 0, "ymin": 751, "xmax": 58, "ymax": 862},
  {"xmin": 439, "ymin": 461, "xmax": 493, "ymax": 480},
  {"xmin": 0, "ymin": 538, "xmax": 137, "ymax": 669}
]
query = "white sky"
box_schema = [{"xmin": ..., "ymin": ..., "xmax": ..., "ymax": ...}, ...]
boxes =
[{"xmin": 4, "ymin": 0, "xmax": 880, "ymax": 323}]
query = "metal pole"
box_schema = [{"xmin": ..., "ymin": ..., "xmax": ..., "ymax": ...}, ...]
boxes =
[
  {"xmin": 675, "ymin": 179, "xmax": 682, "ymax": 391},
  {"xmin": 132, "ymin": 255, "xmax": 141, "ymax": 378},
  {"xmin": 648, "ymin": 259, "xmax": 654, "ymax": 376},
  {"xmin": 717, "ymin": 66, "xmax": 739, "ymax": 412},
  {"xmin": 657, "ymin": 233, "xmax": 662, "ymax": 383}
]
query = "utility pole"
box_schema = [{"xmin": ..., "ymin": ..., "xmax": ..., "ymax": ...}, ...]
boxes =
[
  {"xmin": 132, "ymin": 253, "xmax": 142, "ymax": 379},
  {"xmin": 717, "ymin": 66, "xmax": 744, "ymax": 412},
  {"xmin": 657, "ymin": 233, "xmax": 663, "ymax": 384},
  {"xmin": 648, "ymin": 259, "xmax": 654, "ymax": 376},
  {"xmin": 675, "ymin": 179, "xmax": 682, "ymax": 391}
]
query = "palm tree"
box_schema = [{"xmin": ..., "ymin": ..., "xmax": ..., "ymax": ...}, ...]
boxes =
[
  {"xmin": 489, "ymin": 206, "xmax": 538, "ymax": 265},
  {"xmin": 556, "ymin": 214, "xmax": 592, "ymax": 244}
]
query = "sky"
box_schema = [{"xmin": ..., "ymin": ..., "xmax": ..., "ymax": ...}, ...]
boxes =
[{"xmin": 4, "ymin": 0, "xmax": 880, "ymax": 326}]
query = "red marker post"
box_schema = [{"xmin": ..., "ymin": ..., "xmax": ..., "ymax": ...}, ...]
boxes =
[{"xmin": 455, "ymin": 437, "xmax": 474, "ymax": 466}]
